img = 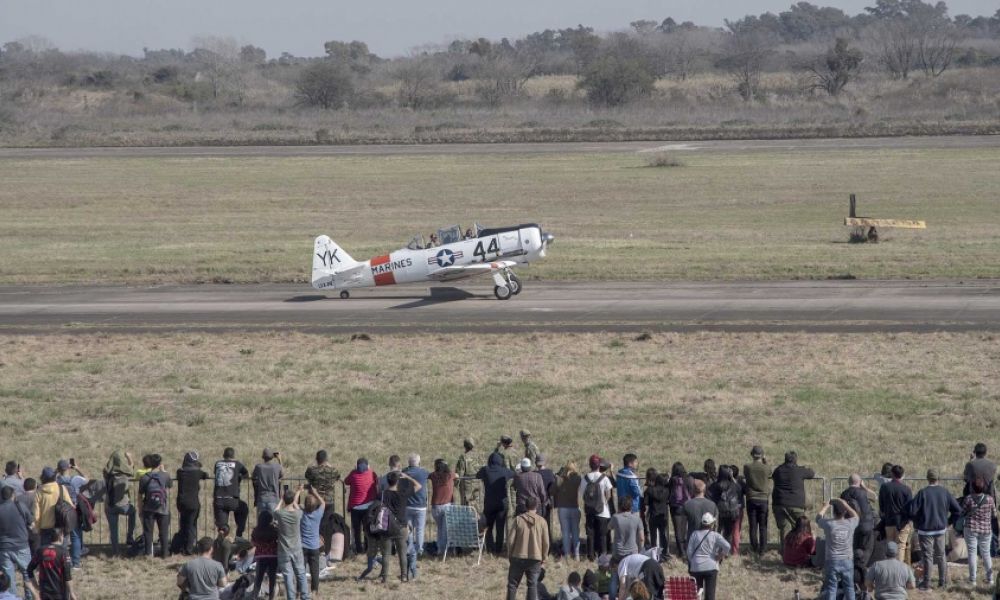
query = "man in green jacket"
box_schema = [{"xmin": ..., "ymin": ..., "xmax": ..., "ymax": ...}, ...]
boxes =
[{"xmin": 742, "ymin": 445, "xmax": 770, "ymax": 556}]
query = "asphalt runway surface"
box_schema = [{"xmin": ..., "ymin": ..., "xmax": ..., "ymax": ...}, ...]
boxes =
[
  {"xmin": 1, "ymin": 281, "xmax": 998, "ymax": 334},
  {"xmin": 1, "ymin": 134, "xmax": 998, "ymax": 159}
]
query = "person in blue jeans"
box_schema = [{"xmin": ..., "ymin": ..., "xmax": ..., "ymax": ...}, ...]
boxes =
[
  {"xmin": 55, "ymin": 458, "xmax": 89, "ymax": 568},
  {"xmin": 816, "ymin": 498, "xmax": 860, "ymax": 600},
  {"xmin": 0, "ymin": 486, "xmax": 33, "ymax": 600},
  {"xmin": 402, "ymin": 454, "xmax": 430, "ymax": 570}
]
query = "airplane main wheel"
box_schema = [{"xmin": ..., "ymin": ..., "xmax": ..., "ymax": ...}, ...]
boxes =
[
  {"xmin": 340, "ymin": 290, "xmax": 350, "ymax": 299},
  {"xmin": 508, "ymin": 274, "xmax": 522, "ymax": 295},
  {"xmin": 494, "ymin": 285, "xmax": 512, "ymax": 300}
]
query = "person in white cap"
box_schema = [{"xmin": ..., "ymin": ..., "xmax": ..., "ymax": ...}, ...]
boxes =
[
  {"xmin": 513, "ymin": 458, "xmax": 547, "ymax": 517},
  {"xmin": 686, "ymin": 513, "xmax": 731, "ymax": 600}
]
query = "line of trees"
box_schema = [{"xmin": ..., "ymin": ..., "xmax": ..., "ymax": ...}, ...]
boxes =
[{"xmin": 1, "ymin": 1, "xmax": 998, "ymax": 114}]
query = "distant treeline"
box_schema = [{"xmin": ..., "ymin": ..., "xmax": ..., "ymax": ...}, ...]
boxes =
[{"xmin": 1, "ymin": 1, "xmax": 999, "ymax": 146}]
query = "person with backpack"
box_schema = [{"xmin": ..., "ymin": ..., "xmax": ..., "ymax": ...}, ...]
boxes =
[
  {"xmin": 643, "ymin": 475, "xmax": 670, "ymax": 561},
  {"xmin": 102, "ymin": 449, "xmax": 136, "ymax": 556},
  {"xmin": 580, "ymin": 455, "xmax": 613, "ymax": 561},
  {"xmin": 707, "ymin": 466, "xmax": 742, "ymax": 556},
  {"xmin": 174, "ymin": 451, "xmax": 210, "ymax": 556},
  {"xmin": 368, "ymin": 470, "xmax": 421, "ymax": 584},
  {"xmin": 138, "ymin": 454, "xmax": 172, "ymax": 559},
  {"xmin": 742, "ymin": 446, "xmax": 770, "ymax": 557},
  {"xmin": 32, "ymin": 468, "xmax": 72, "ymax": 549},
  {"xmin": 476, "ymin": 452, "xmax": 515, "ymax": 556},
  {"xmin": 213, "ymin": 448, "xmax": 251, "ymax": 539},
  {"xmin": 963, "ymin": 477, "xmax": 997, "ymax": 586},
  {"xmin": 25, "ymin": 528, "xmax": 75, "ymax": 600},
  {"xmin": 667, "ymin": 463, "xmax": 693, "ymax": 559},
  {"xmin": 54, "ymin": 460, "xmax": 88, "ymax": 569}
]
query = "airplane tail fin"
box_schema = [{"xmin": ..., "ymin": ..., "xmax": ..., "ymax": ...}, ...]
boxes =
[{"xmin": 312, "ymin": 235, "xmax": 357, "ymax": 284}]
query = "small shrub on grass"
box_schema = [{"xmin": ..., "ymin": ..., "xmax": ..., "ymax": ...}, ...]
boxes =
[{"xmin": 645, "ymin": 152, "xmax": 685, "ymax": 168}]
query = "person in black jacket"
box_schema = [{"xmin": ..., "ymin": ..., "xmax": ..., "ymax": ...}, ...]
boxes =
[
  {"xmin": 174, "ymin": 451, "xmax": 210, "ymax": 555},
  {"xmin": 643, "ymin": 474, "xmax": 671, "ymax": 560},
  {"xmin": 707, "ymin": 466, "xmax": 742, "ymax": 553},
  {"xmin": 771, "ymin": 451, "xmax": 815, "ymax": 550},
  {"xmin": 878, "ymin": 464, "xmax": 913, "ymax": 564},
  {"xmin": 477, "ymin": 452, "xmax": 515, "ymax": 555}
]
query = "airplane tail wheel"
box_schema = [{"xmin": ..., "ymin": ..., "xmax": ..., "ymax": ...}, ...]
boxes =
[
  {"xmin": 508, "ymin": 275, "xmax": 522, "ymax": 295},
  {"xmin": 494, "ymin": 285, "xmax": 512, "ymax": 300},
  {"xmin": 340, "ymin": 290, "xmax": 350, "ymax": 299}
]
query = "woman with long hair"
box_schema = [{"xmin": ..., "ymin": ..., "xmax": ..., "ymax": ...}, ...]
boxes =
[
  {"xmin": 781, "ymin": 515, "xmax": 816, "ymax": 567},
  {"xmin": 251, "ymin": 510, "xmax": 280, "ymax": 600},
  {"xmin": 668, "ymin": 462, "xmax": 693, "ymax": 558},
  {"xmin": 554, "ymin": 460, "xmax": 583, "ymax": 560}
]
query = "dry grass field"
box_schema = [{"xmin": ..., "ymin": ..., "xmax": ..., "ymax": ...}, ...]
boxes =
[
  {"xmin": 2, "ymin": 330, "xmax": 999, "ymax": 599},
  {"xmin": 2, "ymin": 145, "xmax": 1000, "ymax": 285}
]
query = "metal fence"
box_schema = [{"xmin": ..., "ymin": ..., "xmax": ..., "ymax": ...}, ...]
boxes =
[{"xmin": 85, "ymin": 472, "xmax": 968, "ymax": 553}]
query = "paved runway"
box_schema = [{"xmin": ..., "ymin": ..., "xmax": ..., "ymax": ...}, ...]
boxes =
[
  {"xmin": 1, "ymin": 134, "xmax": 998, "ymax": 160},
  {"xmin": 1, "ymin": 281, "xmax": 998, "ymax": 334}
]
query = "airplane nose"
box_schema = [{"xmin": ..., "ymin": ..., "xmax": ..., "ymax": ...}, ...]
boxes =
[{"xmin": 542, "ymin": 231, "xmax": 555, "ymax": 246}]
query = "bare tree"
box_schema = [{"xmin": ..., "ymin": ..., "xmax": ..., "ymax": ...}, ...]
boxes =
[
  {"xmin": 394, "ymin": 58, "xmax": 441, "ymax": 109},
  {"xmin": 914, "ymin": 18, "xmax": 959, "ymax": 76},
  {"xmin": 870, "ymin": 19, "xmax": 916, "ymax": 79},
  {"xmin": 720, "ymin": 29, "xmax": 773, "ymax": 102},
  {"xmin": 805, "ymin": 38, "xmax": 864, "ymax": 95},
  {"xmin": 191, "ymin": 36, "xmax": 247, "ymax": 105},
  {"xmin": 474, "ymin": 49, "xmax": 537, "ymax": 107}
]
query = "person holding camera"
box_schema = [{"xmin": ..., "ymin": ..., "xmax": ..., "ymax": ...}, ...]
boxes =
[{"xmin": 252, "ymin": 449, "xmax": 284, "ymax": 517}]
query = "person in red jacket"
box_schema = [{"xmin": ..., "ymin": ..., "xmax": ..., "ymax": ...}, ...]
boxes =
[
  {"xmin": 344, "ymin": 458, "xmax": 378, "ymax": 555},
  {"xmin": 782, "ymin": 515, "xmax": 816, "ymax": 568}
]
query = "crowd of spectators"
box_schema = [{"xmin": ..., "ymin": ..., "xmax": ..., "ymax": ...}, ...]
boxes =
[{"xmin": 0, "ymin": 435, "xmax": 998, "ymax": 600}]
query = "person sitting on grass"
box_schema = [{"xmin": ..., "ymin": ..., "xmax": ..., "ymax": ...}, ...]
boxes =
[
  {"xmin": 212, "ymin": 525, "xmax": 233, "ymax": 573},
  {"xmin": 177, "ymin": 536, "xmax": 227, "ymax": 600},
  {"xmin": 0, "ymin": 571, "xmax": 18, "ymax": 600},
  {"xmin": 580, "ymin": 569, "xmax": 602, "ymax": 600},
  {"xmin": 782, "ymin": 515, "xmax": 816, "ymax": 568},
  {"xmin": 556, "ymin": 571, "xmax": 583, "ymax": 600}
]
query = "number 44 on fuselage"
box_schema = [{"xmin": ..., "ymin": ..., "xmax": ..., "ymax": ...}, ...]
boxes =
[{"xmin": 311, "ymin": 223, "xmax": 554, "ymax": 300}]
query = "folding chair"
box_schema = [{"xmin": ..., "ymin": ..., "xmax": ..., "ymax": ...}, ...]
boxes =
[
  {"xmin": 664, "ymin": 575, "xmax": 703, "ymax": 600},
  {"xmin": 441, "ymin": 504, "xmax": 486, "ymax": 565}
]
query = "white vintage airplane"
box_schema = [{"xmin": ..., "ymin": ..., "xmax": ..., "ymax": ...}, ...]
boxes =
[{"xmin": 311, "ymin": 223, "xmax": 554, "ymax": 300}]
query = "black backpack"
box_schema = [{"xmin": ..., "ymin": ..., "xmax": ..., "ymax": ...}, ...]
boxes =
[
  {"xmin": 142, "ymin": 474, "xmax": 167, "ymax": 512},
  {"xmin": 717, "ymin": 482, "xmax": 741, "ymax": 519},
  {"xmin": 53, "ymin": 486, "xmax": 77, "ymax": 535},
  {"xmin": 582, "ymin": 474, "xmax": 607, "ymax": 515}
]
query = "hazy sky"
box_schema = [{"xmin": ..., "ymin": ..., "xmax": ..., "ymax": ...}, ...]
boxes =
[{"xmin": 1, "ymin": 0, "xmax": 995, "ymax": 58}]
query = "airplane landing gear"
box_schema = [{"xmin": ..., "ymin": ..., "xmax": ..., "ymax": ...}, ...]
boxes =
[
  {"xmin": 507, "ymin": 273, "xmax": 522, "ymax": 295},
  {"xmin": 494, "ymin": 285, "xmax": 512, "ymax": 300},
  {"xmin": 340, "ymin": 290, "xmax": 350, "ymax": 299}
]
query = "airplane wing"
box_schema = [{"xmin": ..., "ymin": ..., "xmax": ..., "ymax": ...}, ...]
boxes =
[{"xmin": 427, "ymin": 260, "xmax": 518, "ymax": 282}]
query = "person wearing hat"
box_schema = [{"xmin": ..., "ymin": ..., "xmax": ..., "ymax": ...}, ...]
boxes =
[
  {"xmin": 521, "ymin": 431, "xmax": 540, "ymax": 467},
  {"xmin": 494, "ymin": 436, "xmax": 518, "ymax": 472},
  {"xmin": 32, "ymin": 467, "xmax": 72, "ymax": 548},
  {"xmin": 174, "ymin": 451, "xmax": 210, "ymax": 556},
  {"xmin": 908, "ymin": 468, "xmax": 961, "ymax": 590},
  {"xmin": 455, "ymin": 438, "xmax": 481, "ymax": 507},
  {"xmin": 513, "ymin": 458, "xmax": 548, "ymax": 517},
  {"xmin": 770, "ymin": 451, "xmax": 815, "ymax": 551},
  {"xmin": 686, "ymin": 512, "xmax": 731, "ymax": 600},
  {"xmin": 865, "ymin": 541, "xmax": 916, "ymax": 598},
  {"xmin": 816, "ymin": 497, "xmax": 860, "ymax": 600},
  {"xmin": 344, "ymin": 458, "xmax": 378, "ymax": 555},
  {"xmin": 743, "ymin": 445, "xmax": 771, "ymax": 556},
  {"xmin": 251, "ymin": 449, "xmax": 284, "ymax": 517}
]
